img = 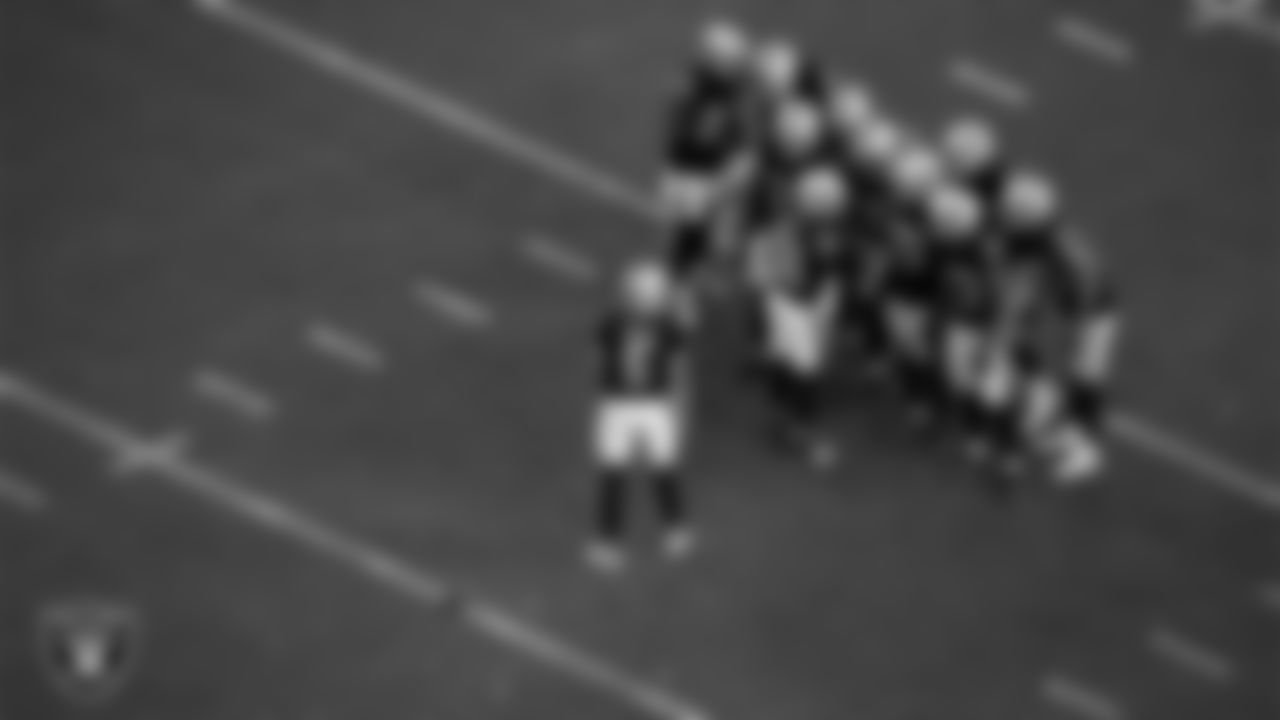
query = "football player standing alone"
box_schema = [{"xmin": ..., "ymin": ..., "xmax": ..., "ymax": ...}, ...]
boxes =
[{"xmin": 588, "ymin": 261, "xmax": 696, "ymax": 574}]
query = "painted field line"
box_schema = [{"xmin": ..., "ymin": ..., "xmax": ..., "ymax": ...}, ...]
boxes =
[
  {"xmin": 1189, "ymin": 0, "xmax": 1280, "ymax": 46},
  {"xmin": 0, "ymin": 370, "xmax": 711, "ymax": 720},
  {"xmin": 195, "ymin": 0, "xmax": 652, "ymax": 217},
  {"xmin": 108, "ymin": 430, "xmax": 191, "ymax": 478},
  {"xmin": 415, "ymin": 281, "xmax": 494, "ymax": 330},
  {"xmin": 1149, "ymin": 625, "xmax": 1234, "ymax": 684},
  {"xmin": 0, "ymin": 468, "xmax": 48, "ymax": 512},
  {"xmin": 1042, "ymin": 673, "xmax": 1126, "ymax": 720},
  {"xmin": 1056, "ymin": 15, "xmax": 1136, "ymax": 66},
  {"xmin": 947, "ymin": 57, "xmax": 1032, "ymax": 110},
  {"xmin": 306, "ymin": 321, "xmax": 386, "ymax": 374},
  {"xmin": 524, "ymin": 236, "xmax": 599, "ymax": 283},
  {"xmin": 1111, "ymin": 415, "xmax": 1280, "ymax": 511},
  {"xmin": 194, "ymin": 368, "xmax": 275, "ymax": 422},
  {"xmin": 196, "ymin": 0, "xmax": 1280, "ymax": 514}
]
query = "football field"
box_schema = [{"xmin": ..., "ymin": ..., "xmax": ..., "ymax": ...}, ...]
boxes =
[{"xmin": 2, "ymin": 0, "xmax": 1278, "ymax": 718}]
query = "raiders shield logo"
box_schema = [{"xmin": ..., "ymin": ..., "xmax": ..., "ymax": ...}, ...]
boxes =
[{"xmin": 36, "ymin": 597, "xmax": 142, "ymax": 706}]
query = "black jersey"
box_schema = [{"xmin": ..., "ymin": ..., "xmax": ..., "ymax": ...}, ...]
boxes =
[
  {"xmin": 667, "ymin": 64, "xmax": 752, "ymax": 174},
  {"xmin": 746, "ymin": 123, "xmax": 843, "ymax": 229},
  {"xmin": 597, "ymin": 309, "xmax": 688, "ymax": 397},
  {"xmin": 934, "ymin": 238, "xmax": 1001, "ymax": 323},
  {"xmin": 1004, "ymin": 221, "xmax": 1118, "ymax": 326},
  {"xmin": 882, "ymin": 201, "xmax": 940, "ymax": 301}
]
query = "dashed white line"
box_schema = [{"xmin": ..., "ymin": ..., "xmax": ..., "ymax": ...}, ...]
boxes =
[
  {"xmin": 108, "ymin": 430, "xmax": 191, "ymax": 478},
  {"xmin": 1189, "ymin": 0, "xmax": 1280, "ymax": 47},
  {"xmin": 415, "ymin": 281, "xmax": 494, "ymax": 330},
  {"xmin": 523, "ymin": 236, "xmax": 599, "ymax": 283},
  {"xmin": 1042, "ymin": 673, "xmax": 1126, "ymax": 720},
  {"xmin": 1149, "ymin": 625, "xmax": 1235, "ymax": 684},
  {"xmin": 193, "ymin": 368, "xmax": 275, "ymax": 422},
  {"xmin": 948, "ymin": 58, "xmax": 1032, "ymax": 110},
  {"xmin": 306, "ymin": 321, "xmax": 386, "ymax": 373},
  {"xmin": 1056, "ymin": 16, "xmax": 1136, "ymax": 66},
  {"xmin": 198, "ymin": 0, "xmax": 1280, "ymax": 511},
  {"xmin": 0, "ymin": 370, "xmax": 712, "ymax": 720},
  {"xmin": 0, "ymin": 468, "xmax": 48, "ymax": 512}
]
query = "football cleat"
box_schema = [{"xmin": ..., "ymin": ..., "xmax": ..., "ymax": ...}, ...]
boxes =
[
  {"xmin": 584, "ymin": 540, "xmax": 628, "ymax": 575},
  {"xmin": 939, "ymin": 115, "xmax": 1000, "ymax": 173}
]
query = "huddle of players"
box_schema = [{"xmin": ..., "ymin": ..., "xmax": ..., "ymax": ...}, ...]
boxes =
[{"xmin": 585, "ymin": 19, "xmax": 1122, "ymax": 573}]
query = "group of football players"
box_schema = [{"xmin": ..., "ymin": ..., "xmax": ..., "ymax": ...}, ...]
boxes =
[{"xmin": 586, "ymin": 19, "xmax": 1123, "ymax": 573}]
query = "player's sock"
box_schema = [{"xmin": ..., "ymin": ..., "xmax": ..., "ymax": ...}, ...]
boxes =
[
  {"xmin": 654, "ymin": 471, "xmax": 686, "ymax": 529},
  {"xmin": 595, "ymin": 470, "xmax": 627, "ymax": 542}
]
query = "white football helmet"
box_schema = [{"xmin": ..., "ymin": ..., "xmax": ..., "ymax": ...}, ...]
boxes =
[
  {"xmin": 622, "ymin": 260, "xmax": 673, "ymax": 313},
  {"xmin": 940, "ymin": 115, "xmax": 1000, "ymax": 173},
  {"xmin": 774, "ymin": 100, "xmax": 824, "ymax": 155},
  {"xmin": 889, "ymin": 144, "xmax": 947, "ymax": 197},
  {"xmin": 854, "ymin": 117, "xmax": 905, "ymax": 169},
  {"xmin": 926, "ymin": 184, "xmax": 983, "ymax": 238},
  {"xmin": 795, "ymin": 167, "xmax": 849, "ymax": 218},
  {"xmin": 829, "ymin": 80, "xmax": 876, "ymax": 132},
  {"xmin": 699, "ymin": 18, "xmax": 751, "ymax": 70},
  {"xmin": 1002, "ymin": 170, "xmax": 1060, "ymax": 226},
  {"xmin": 755, "ymin": 39, "xmax": 802, "ymax": 95}
]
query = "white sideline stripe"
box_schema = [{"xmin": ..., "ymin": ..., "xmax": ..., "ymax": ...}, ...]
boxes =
[
  {"xmin": 948, "ymin": 58, "xmax": 1032, "ymax": 110},
  {"xmin": 1056, "ymin": 16, "xmax": 1136, "ymax": 66},
  {"xmin": 195, "ymin": 0, "xmax": 1280, "ymax": 512},
  {"xmin": 1042, "ymin": 673, "xmax": 1126, "ymax": 720},
  {"xmin": 196, "ymin": 0, "xmax": 653, "ymax": 217},
  {"xmin": 0, "ymin": 468, "xmax": 48, "ymax": 512},
  {"xmin": 108, "ymin": 430, "xmax": 191, "ymax": 478},
  {"xmin": 306, "ymin": 321, "xmax": 385, "ymax": 373},
  {"xmin": 524, "ymin": 236, "xmax": 599, "ymax": 283},
  {"xmin": 1111, "ymin": 415, "xmax": 1280, "ymax": 511},
  {"xmin": 1149, "ymin": 626, "xmax": 1234, "ymax": 683},
  {"xmin": 0, "ymin": 370, "xmax": 711, "ymax": 720},
  {"xmin": 415, "ymin": 281, "xmax": 494, "ymax": 329},
  {"xmin": 194, "ymin": 368, "xmax": 275, "ymax": 422}
]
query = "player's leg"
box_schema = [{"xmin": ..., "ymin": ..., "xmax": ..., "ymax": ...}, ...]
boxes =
[
  {"xmin": 639, "ymin": 401, "xmax": 696, "ymax": 561},
  {"xmin": 586, "ymin": 401, "xmax": 636, "ymax": 573}
]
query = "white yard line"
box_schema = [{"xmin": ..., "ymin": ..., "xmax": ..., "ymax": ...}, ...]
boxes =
[
  {"xmin": 0, "ymin": 468, "xmax": 49, "ymax": 513},
  {"xmin": 195, "ymin": 0, "xmax": 653, "ymax": 217},
  {"xmin": 0, "ymin": 370, "xmax": 711, "ymax": 720},
  {"xmin": 198, "ymin": 0, "xmax": 1280, "ymax": 510},
  {"xmin": 947, "ymin": 58, "xmax": 1032, "ymax": 110},
  {"xmin": 1148, "ymin": 625, "xmax": 1235, "ymax": 684},
  {"xmin": 1111, "ymin": 415, "xmax": 1280, "ymax": 511},
  {"xmin": 1056, "ymin": 16, "xmax": 1137, "ymax": 66},
  {"xmin": 306, "ymin": 321, "xmax": 386, "ymax": 374},
  {"xmin": 415, "ymin": 281, "xmax": 494, "ymax": 330},
  {"xmin": 523, "ymin": 236, "xmax": 599, "ymax": 283},
  {"xmin": 193, "ymin": 367, "xmax": 275, "ymax": 422},
  {"xmin": 1042, "ymin": 673, "xmax": 1127, "ymax": 720}
]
